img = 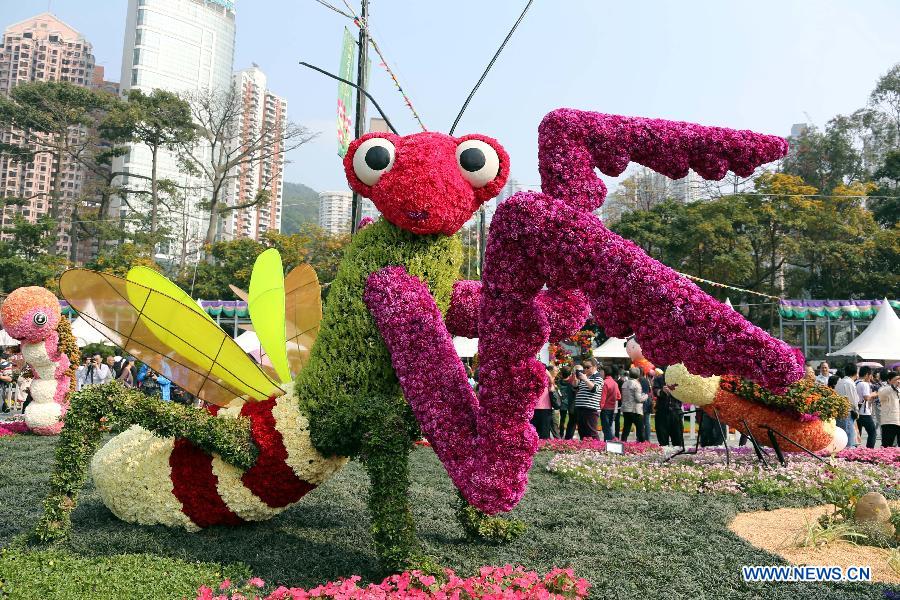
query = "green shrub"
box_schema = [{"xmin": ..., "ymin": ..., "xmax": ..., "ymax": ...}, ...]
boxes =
[
  {"xmin": 454, "ymin": 493, "xmax": 527, "ymax": 544},
  {"xmin": 295, "ymin": 218, "xmax": 462, "ymax": 571}
]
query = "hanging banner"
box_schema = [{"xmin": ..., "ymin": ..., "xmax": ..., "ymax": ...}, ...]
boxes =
[{"xmin": 337, "ymin": 27, "xmax": 356, "ymax": 158}]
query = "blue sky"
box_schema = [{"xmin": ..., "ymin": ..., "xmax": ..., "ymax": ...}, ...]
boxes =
[{"xmin": 4, "ymin": 0, "xmax": 900, "ymax": 192}]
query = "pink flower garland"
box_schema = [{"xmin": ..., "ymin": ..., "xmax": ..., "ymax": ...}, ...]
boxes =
[
  {"xmin": 365, "ymin": 267, "xmax": 535, "ymax": 513},
  {"xmin": 198, "ymin": 566, "xmax": 590, "ymax": 599}
]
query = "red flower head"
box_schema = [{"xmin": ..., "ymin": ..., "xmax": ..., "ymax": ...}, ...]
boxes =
[{"xmin": 344, "ymin": 131, "xmax": 510, "ymax": 236}]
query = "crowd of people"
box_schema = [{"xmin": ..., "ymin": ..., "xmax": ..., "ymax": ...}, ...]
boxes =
[
  {"xmin": 824, "ymin": 361, "xmax": 900, "ymax": 449},
  {"xmin": 522, "ymin": 357, "xmax": 900, "ymax": 449},
  {"xmin": 73, "ymin": 353, "xmax": 195, "ymax": 405},
  {"xmin": 0, "ymin": 347, "xmax": 197, "ymax": 414},
  {"xmin": 527, "ymin": 358, "xmax": 691, "ymax": 446}
]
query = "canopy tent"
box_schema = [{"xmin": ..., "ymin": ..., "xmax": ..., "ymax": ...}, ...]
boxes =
[
  {"xmin": 827, "ymin": 299, "xmax": 900, "ymax": 361},
  {"xmin": 453, "ymin": 337, "xmax": 478, "ymax": 358},
  {"xmin": 780, "ymin": 298, "xmax": 900, "ymax": 320},
  {"xmin": 0, "ymin": 329, "xmax": 18, "ymax": 346},
  {"xmin": 593, "ymin": 337, "xmax": 630, "ymax": 359},
  {"xmin": 70, "ymin": 317, "xmax": 110, "ymax": 348}
]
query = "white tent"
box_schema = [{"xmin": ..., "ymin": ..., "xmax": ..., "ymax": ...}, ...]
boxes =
[
  {"xmin": 70, "ymin": 317, "xmax": 109, "ymax": 348},
  {"xmin": 827, "ymin": 299, "xmax": 900, "ymax": 361},
  {"xmin": 234, "ymin": 329, "xmax": 260, "ymax": 353},
  {"xmin": 453, "ymin": 336, "xmax": 479, "ymax": 358},
  {"xmin": 593, "ymin": 337, "xmax": 630, "ymax": 359},
  {"xmin": 0, "ymin": 329, "xmax": 19, "ymax": 346}
]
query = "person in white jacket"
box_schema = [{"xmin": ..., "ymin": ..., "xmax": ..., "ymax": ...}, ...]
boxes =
[
  {"xmin": 78, "ymin": 354, "xmax": 111, "ymax": 389},
  {"xmin": 620, "ymin": 367, "xmax": 647, "ymax": 442}
]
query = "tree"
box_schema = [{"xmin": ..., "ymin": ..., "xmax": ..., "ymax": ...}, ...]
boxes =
[
  {"xmin": 0, "ymin": 82, "xmax": 113, "ymax": 242},
  {"xmin": 782, "ymin": 120, "xmax": 862, "ymax": 193},
  {"xmin": 0, "ymin": 216, "xmax": 68, "ymax": 292},
  {"xmin": 101, "ymin": 89, "xmax": 196, "ymax": 238},
  {"xmin": 610, "ymin": 200, "xmax": 683, "ymax": 260},
  {"xmin": 177, "ymin": 86, "xmax": 317, "ymax": 249},
  {"xmin": 290, "ymin": 223, "xmax": 349, "ymax": 286},
  {"xmin": 604, "ymin": 167, "xmax": 674, "ymax": 222},
  {"xmin": 85, "ymin": 243, "xmax": 161, "ymax": 278},
  {"xmin": 870, "ymin": 63, "xmax": 900, "ymax": 145},
  {"xmin": 871, "ymin": 149, "xmax": 900, "ymax": 227},
  {"xmin": 179, "ymin": 237, "xmax": 264, "ymax": 299}
]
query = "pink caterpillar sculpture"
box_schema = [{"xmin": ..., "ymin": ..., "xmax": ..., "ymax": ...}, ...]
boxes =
[{"xmin": 1, "ymin": 287, "xmax": 78, "ymax": 435}]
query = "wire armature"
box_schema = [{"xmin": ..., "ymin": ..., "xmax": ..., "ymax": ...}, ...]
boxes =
[
  {"xmin": 298, "ymin": 61, "xmax": 399, "ymax": 135},
  {"xmin": 449, "ymin": 0, "xmax": 535, "ymax": 135}
]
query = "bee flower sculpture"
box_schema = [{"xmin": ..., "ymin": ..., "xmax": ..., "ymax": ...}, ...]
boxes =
[{"xmin": 38, "ymin": 108, "xmax": 806, "ymax": 571}]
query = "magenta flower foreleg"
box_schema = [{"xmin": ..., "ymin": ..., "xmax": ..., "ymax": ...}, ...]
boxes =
[
  {"xmin": 446, "ymin": 280, "xmax": 589, "ymax": 342},
  {"xmin": 486, "ymin": 192, "xmax": 805, "ymax": 393}
]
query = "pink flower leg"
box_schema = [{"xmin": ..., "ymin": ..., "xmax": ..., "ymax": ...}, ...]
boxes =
[{"xmin": 364, "ymin": 267, "xmax": 544, "ymax": 514}]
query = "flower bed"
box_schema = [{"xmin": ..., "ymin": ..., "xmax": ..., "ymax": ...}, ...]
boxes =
[
  {"xmin": 537, "ymin": 438, "xmax": 661, "ymax": 455},
  {"xmin": 198, "ymin": 566, "xmax": 590, "ymax": 599},
  {"xmin": 831, "ymin": 447, "xmax": 900, "ymax": 465},
  {"xmin": 0, "ymin": 420, "xmax": 28, "ymax": 438},
  {"xmin": 548, "ymin": 448, "xmax": 900, "ymax": 497}
]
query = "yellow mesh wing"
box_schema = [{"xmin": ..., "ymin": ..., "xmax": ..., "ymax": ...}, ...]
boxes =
[
  {"xmin": 58, "ymin": 269, "xmax": 283, "ymax": 406},
  {"xmin": 284, "ymin": 264, "xmax": 322, "ymax": 375},
  {"xmin": 248, "ymin": 249, "xmax": 291, "ymax": 384}
]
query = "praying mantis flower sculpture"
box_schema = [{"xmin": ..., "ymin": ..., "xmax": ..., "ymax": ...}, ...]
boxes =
[
  {"xmin": 0, "ymin": 286, "xmax": 78, "ymax": 435},
  {"xmin": 39, "ymin": 108, "xmax": 804, "ymax": 572}
]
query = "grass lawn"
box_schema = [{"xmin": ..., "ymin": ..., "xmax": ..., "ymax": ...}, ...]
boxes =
[{"xmin": 0, "ymin": 433, "xmax": 892, "ymax": 599}]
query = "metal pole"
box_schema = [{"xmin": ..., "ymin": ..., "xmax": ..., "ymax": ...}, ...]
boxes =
[
  {"xmin": 477, "ymin": 206, "xmax": 486, "ymax": 275},
  {"xmin": 350, "ymin": 0, "xmax": 369, "ymax": 235}
]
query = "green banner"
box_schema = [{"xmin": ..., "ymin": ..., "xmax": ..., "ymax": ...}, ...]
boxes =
[{"xmin": 337, "ymin": 27, "xmax": 356, "ymax": 158}]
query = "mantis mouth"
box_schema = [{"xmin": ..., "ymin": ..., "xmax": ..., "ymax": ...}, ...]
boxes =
[{"xmin": 405, "ymin": 210, "xmax": 429, "ymax": 221}]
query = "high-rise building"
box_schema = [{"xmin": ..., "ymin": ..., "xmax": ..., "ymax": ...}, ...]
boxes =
[
  {"xmin": 0, "ymin": 13, "xmax": 96, "ymax": 256},
  {"xmin": 359, "ymin": 197, "xmax": 379, "ymax": 224},
  {"xmin": 670, "ymin": 169, "xmax": 701, "ymax": 204},
  {"xmin": 91, "ymin": 65, "xmax": 120, "ymax": 97},
  {"xmin": 113, "ymin": 0, "xmax": 236, "ymax": 261},
  {"xmin": 318, "ymin": 190, "xmax": 352, "ymax": 235},
  {"xmin": 222, "ymin": 65, "xmax": 286, "ymax": 241}
]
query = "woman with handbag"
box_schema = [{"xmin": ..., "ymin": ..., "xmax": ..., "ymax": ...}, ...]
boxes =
[{"xmin": 620, "ymin": 367, "xmax": 647, "ymax": 442}]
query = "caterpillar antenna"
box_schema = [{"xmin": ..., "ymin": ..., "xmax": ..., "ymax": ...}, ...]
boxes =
[
  {"xmin": 299, "ymin": 61, "xmax": 399, "ymax": 135},
  {"xmin": 449, "ymin": 0, "xmax": 534, "ymax": 135}
]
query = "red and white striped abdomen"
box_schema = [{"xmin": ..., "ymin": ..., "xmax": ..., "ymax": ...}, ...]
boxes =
[{"xmin": 90, "ymin": 392, "xmax": 346, "ymax": 530}]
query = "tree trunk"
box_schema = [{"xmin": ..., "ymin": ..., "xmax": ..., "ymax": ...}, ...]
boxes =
[
  {"xmin": 150, "ymin": 146, "xmax": 159, "ymax": 238},
  {"xmin": 204, "ymin": 197, "xmax": 219, "ymax": 247},
  {"xmin": 49, "ymin": 148, "xmax": 63, "ymax": 256}
]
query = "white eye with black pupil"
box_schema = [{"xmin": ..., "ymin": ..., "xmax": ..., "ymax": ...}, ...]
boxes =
[
  {"xmin": 456, "ymin": 139, "xmax": 500, "ymax": 188},
  {"xmin": 352, "ymin": 138, "xmax": 396, "ymax": 186},
  {"xmin": 33, "ymin": 312, "xmax": 47, "ymax": 327}
]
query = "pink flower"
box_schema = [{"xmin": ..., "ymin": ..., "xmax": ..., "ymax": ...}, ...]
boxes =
[
  {"xmin": 248, "ymin": 577, "xmax": 266, "ymax": 589},
  {"xmin": 197, "ymin": 586, "xmax": 214, "ymax": 600},
  {"xmin": 219, "ymin": 579, "xmax": 232, "ymax": 591}
]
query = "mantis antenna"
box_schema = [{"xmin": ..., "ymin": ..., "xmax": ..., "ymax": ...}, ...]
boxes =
[
  {"xmin": 448, "ymin": 0, "xmax": 535, "ymax": 135},
  {"xmin": 299, "ymin": 61, "xmax": 399, "ymax": 135}
]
